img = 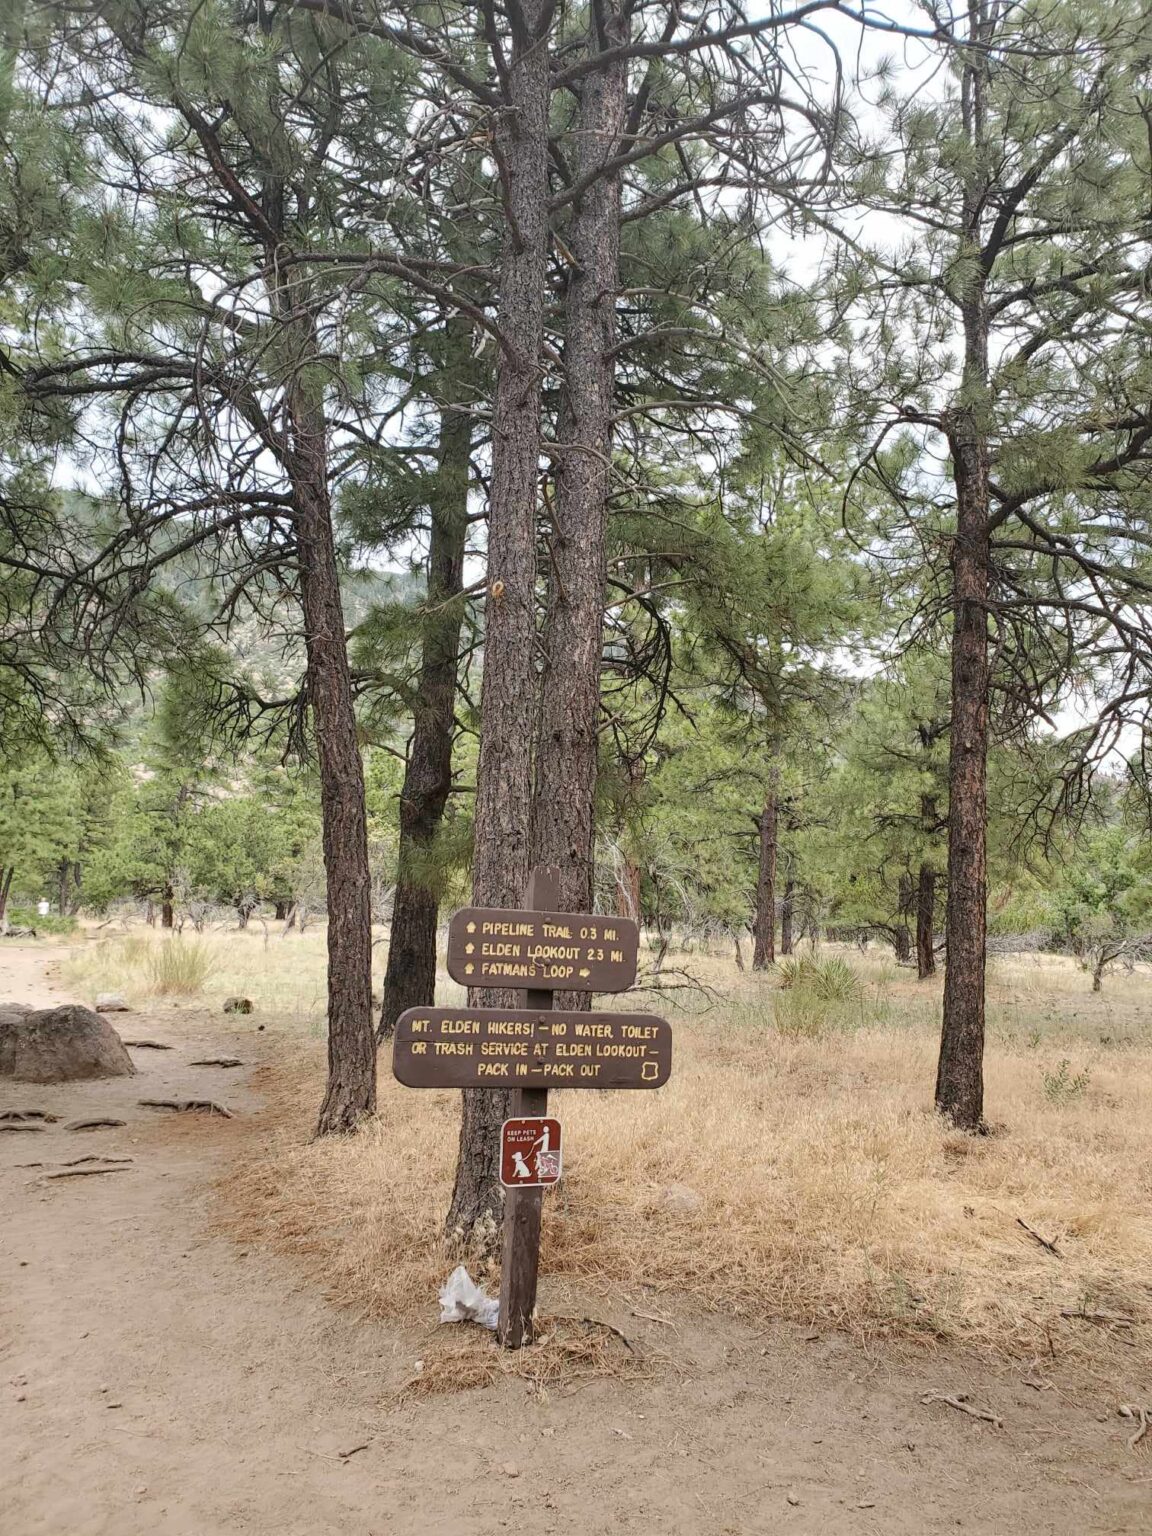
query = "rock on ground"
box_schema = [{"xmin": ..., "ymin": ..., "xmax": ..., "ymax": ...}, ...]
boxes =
[
  {"xmin": 96, "ymin": 994, "xmax": 132, "ymax": 1013},
  {"xmin": 0, "ymin": 1003, "xmax": 136, "ymax": 1083}
]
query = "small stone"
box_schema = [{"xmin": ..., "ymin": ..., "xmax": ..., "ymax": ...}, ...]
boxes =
[
  {"xmin": 106, "ymin": 1401, "xmax": 122, "ymax": 1409},
  {"xmin": 15, "ymin": 1394, "xmax": 26, "ymax": 1403},
  {"xmin": 134, "ymin": 1486, "xmax": 147, "ymax": 1497},
  {"xmin": 95, "ymin": 994, "xmax": 131, "ymax": 1013},
  {"xmin": 501, "ymin": 1463, "xmax": 521, "ymax": 1478},
  {"xmin": 786, "ymin": 1493, "xmax": 800, "ymax": 1506}
]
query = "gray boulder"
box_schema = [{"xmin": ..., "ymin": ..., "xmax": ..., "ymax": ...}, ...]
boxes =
[{"xmin": 0, "ymin": 1004, "xmax": 136, "ymax": 1083}]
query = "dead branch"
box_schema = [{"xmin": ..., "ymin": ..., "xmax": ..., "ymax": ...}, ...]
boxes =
[{"xmin": 920, "ymin": 1392, "xmax": 1003, "ymax": 1429}]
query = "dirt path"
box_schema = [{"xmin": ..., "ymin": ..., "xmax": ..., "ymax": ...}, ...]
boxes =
[{"xmin": 2, "ymin": 943, "xmax": 1148, "ymax": 1535}]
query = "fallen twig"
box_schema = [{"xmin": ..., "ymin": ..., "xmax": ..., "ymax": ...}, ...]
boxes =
[
  {"xmin": 1016, "ymin": 1217, "xmax": 1061, "ymax": 1257},
  {"xmin": 1119, "ymin": 1404, "xmax": 1150, "ymax": 1450},
  {"xmin": 550, "ymin": 1315, "xmax": 634, "ymax": 1352},
  {"xmin": 138, "ymin": 1098, "xmax": 233, "ymax": 1117},
  {"xmin": 630, "ymin": 1308, "xmax": 677, "ymax": 1328},
  {"xmin": 338, "ymin": 1442, "xmax": 371, "ymax": 1460},
  {"xmin": 920, "ymin": 1392, "xmax": 1003, "ymax": 1429},
  {"xmin": 122, "ymin": 1040, "xmax": 172, "ymax": 1050},
  {"xmin": 0, "ymin": 1110, "xmax": 58, "ymax": 1124},
  {"xmin": 0, "ymin": 1123, "xmax": 44, "ymax": 1133},
  {"xmin": 189, "ymin": 1057, "xmax": 243, "ymax": 1068},
  {"xmin": 1060, "ymin": 1308, "xmax": 1134, "ymax": 1329},
  {"xmin": 65, "ymin": 1118, "xmax": 127, "ymax": 1131}
]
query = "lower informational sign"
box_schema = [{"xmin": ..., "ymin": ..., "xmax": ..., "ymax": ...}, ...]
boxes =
[
  {"xmin": 500, "ymin": 1117, "xmax": 562, "ymax": 1188},
  {"xmin": 392, "ymin": 1007, "xmax": 672, "ymax": 1090}
]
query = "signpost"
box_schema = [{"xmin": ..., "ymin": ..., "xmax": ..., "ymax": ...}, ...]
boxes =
[{"xmin": 392, "ymin": 864, "xmax": 671, "ymax": 1350}]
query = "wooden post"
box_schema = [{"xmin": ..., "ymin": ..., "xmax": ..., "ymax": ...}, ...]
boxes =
[{"xmin": 498, "ymin": 863, "xmax": 559, "ymax": 1349}]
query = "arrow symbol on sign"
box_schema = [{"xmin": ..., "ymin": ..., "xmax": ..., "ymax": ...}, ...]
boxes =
[
  {"xmin": 578, "ymin": 967, "xmax": 590, "ymax": 978},
  {"xmin": 466, "ymin": 921, "xmax": 476, "ymax": 933},
  {"xmin": 465, "ymin": 963, "xmax": 474, "ymax": 975},
  {"xmin": 465, "ymin": 943, "xmax": 474, "ymax": 954}
]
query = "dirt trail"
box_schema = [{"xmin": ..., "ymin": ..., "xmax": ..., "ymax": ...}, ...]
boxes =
[{"xmin": 1, "ymin": 942, "xmax": 1148, "ymax": 1535}]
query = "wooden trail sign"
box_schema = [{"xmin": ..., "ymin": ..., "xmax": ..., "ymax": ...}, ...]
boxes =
[
  {"xmin": 392, "ymin": 1006, "xmax": 672, "ymax": 1090},
  {"xmin": 446, "ymin": 907, "xmax": 638, "ymax": 992},
  {"xmin": 394, "ymin": 866, "xmax": 671, "ymax": 1351}
]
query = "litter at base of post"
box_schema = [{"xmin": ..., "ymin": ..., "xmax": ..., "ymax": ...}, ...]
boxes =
[{"xmin": 439, "ymin": 1265, "xmax": 500, "ymax": 1330}]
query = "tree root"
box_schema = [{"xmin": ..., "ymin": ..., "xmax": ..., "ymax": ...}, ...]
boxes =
[
  {"xmin": 189, "ymin": 1057, "xmax": 243, "ymax": 1068},
  {"xmin": 43, "ymin": 1166, "xmax": 133, "ymax": 1180},
  {"xmin": 139, "ymin": 1098, "xmax": 233, "ymax": 1117},
  {"xmin": 1119, "ymin": 1404, "xmax": 1150, "ymax": 1450},
  {"xmin": 65, "ymin": 1118, "xmax": 127, "ymax": 1131}
]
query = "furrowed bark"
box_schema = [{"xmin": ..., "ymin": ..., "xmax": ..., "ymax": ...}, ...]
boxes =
[
  {"xmin": 289, "ymin": 362, "xmax": 376, "ymax": 1136},
  {"xmin": 917, "ymin": 793, "xmax": 937, "ymax": 979},
  {"xmin": 917, "ymin": 862, "xmax": 937, "ymax": 979},
  {"xmin": 752, "ymin": 782, "xmax": 777, "ymax": 969},
  {"xmin": 937, "ymin": 253, "xmax": 991, "ymax": 1126},
  {"xmin": 780, "ymin": 877, "xmax": 795, "ymax": 956},
  {"xmin": 531, "ymin": 3, "xmax": 628, "ymax": 932},
  {"xmin": 446, "ymin": 0, "xmax": 554, "ymax": 1249},
  {"xmin": 379, "ymin": 326, "xmax": 473, "ymax": 1040}
]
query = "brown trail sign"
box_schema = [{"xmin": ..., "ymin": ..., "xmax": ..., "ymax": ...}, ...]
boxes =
[
  {"xmin": 392, "ymin": 1007, "xmax": 671, "ymax": 1090},
  {"xmin": 393, "ymin": 866, "xmax": 671, "ymax": 1351},
  {"xmin": 446, "ymin": 907, "xmax": 639, "ymax": 991}
]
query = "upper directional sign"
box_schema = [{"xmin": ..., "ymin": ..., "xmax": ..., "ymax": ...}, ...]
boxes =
[{"xmin": 446, "ymin": 908, "xmax": 639, "ymax": 992}]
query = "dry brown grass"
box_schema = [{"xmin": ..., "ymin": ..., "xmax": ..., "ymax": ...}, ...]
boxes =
[{"xmin": 213, "ymin": 940, "xmax": 1152, "ymax": 1393}]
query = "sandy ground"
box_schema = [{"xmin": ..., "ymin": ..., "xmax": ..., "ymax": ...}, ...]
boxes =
[{"xmin": 2, "ymin": 942, "xmax": 1150, "ymax": 1536}]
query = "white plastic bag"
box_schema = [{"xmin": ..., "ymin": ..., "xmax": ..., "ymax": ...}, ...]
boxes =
[{"xmin": 438, "ymin": 1264, "xmax": 500, "ymax": 1330}]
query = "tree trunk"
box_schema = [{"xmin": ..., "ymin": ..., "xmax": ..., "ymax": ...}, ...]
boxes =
[
  {"xmin": 781, "ymin": 878, "xmax": 795, "ymax": 956},
  {"xmin": 379, "ymin": 328, "xmax": 473, "ymax": 1041},
  {"xmin": 446, "ymin": 0, "xmax": 553, "ymax": 1249},
  {"xmin": 0, "ymin": 865, "xmax": 13, "ymax": 931},
  {"xmin": 936, "ymin": 316, "xmax": 991, "ymax": 1129},
  {"xmin": 917, "ymin": 863, "xmax": 936, "ymax": 978},
  {"xmin": 616, "ymin": 853, "xmax": 641, "ymax": 920},
  {"xmin": 289, "ymin": 374, "xmax": 377, "ymax": 1135},
  {"xmin": 893, "ymin": 924, "xmax": 912, "ymax": 964},
  {"xmin": 1091, "ymin": 955, "xmax": 1105, "ymax": 993},
  {"xmin": 161, "ymin": 885, "xmax": 174, "ymax": 929},
  {"xmin": 69, "ymin": 860, "xmax": 82, "ymax": 916},
  {"xmin": 58, "ymin": 859, "xmax": 70, "ymax": 916},
  {"xmin": 530, "ymin": 3, "xmax": 627, "ymax": 928},
  {"xmin": 752, "ymin": 784, "xmax": 777, "ymax": 969}
]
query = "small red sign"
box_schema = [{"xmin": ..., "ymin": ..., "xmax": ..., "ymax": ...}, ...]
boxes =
[{"xmin": 500, "ymin": 1117, "xmax": 562, "ymax": 1189}]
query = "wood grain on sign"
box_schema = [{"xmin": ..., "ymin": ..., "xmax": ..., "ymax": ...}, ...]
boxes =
[
  {"xmin": 445, "ymin": 908, "xmax": 639, "ymax": 992},
  {"xmin": 392, "ymin": 1007, "xmax": 672, "ymax": 1090}
]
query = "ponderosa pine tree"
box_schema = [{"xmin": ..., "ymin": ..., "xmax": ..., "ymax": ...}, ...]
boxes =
[
  {"xmin": 5, "ymin": 0, "xmax": 453, "ymax": 1132},
  {"xmin": 836, "ymin": 0, "xmax": 1152, "ymax": 1127}
]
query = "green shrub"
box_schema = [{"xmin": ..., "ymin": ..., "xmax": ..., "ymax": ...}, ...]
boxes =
[
  {"xmin": 145, "ymin": 938, "xmax": 215, "ymax": 995},
  {"xmin": 1042, "ymin": 1058, "xmax": 1091, "ymax": 1105},
  {"xmin": 777, "ymin": 953, "xmax": 861, "ymax": 1001},
  {"xmin": 5, "ymin": 905, "xmax": 77, "ymax": 935}
]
